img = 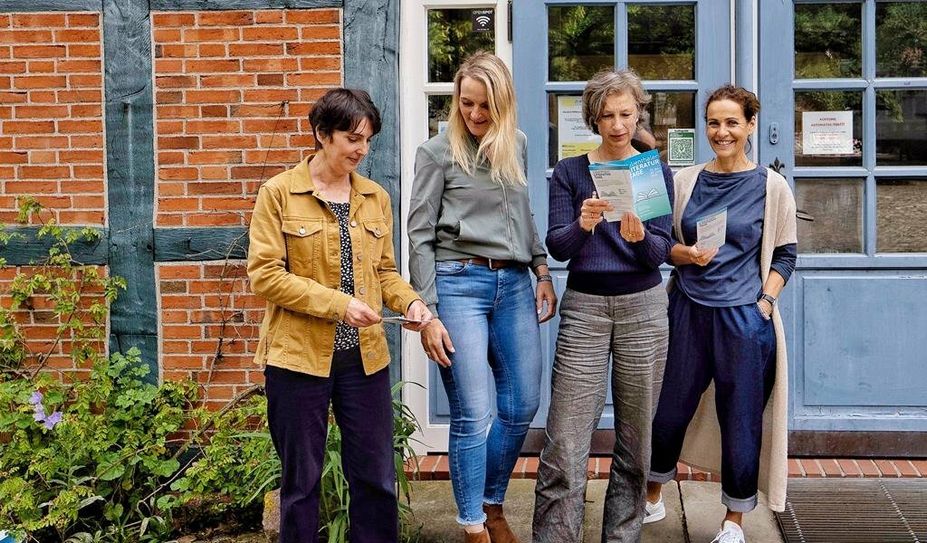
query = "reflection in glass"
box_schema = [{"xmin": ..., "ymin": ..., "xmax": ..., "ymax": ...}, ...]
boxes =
[
  {"xmin": 796, "ymin": 179, "xmax": 864, "ymax": 254},
  {"xmin": 877, "ymin": 179, "xmax": 927, "ymax": 252},
  {"xmin": 794, "ymin": 4, "xmax": 861, "ymax": 78},
  {"xmin": 877, "ymin": 2, "xmax": 927, "ymax": 78},
  {"xmin": 794, "ymin": 91, "xmax": 863, "ymax": 167},
  {"xmin": 876, "ymin": 90, "xmax": 927, "ymax": 166},
  {"xmin": 548, "ymin": 5, "xmax": 614, "ymax": 81},
  {"xmin": 628, "ymin": 4, "xmax": 695, "ymax": 80},
  {"xmin": 645, "ymin": 92, "xmax": 696, "ymax": 163},
  {"xmin": 427, "ymin": 95, "xmax": 452, "ymax": 138},
  {"xmin": 428, "ymin": 9, "xmax": 495, "ymax": 83}
]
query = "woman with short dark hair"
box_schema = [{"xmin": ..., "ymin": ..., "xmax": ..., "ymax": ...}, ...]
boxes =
[{"xmin": 248, "ymin": 87, "xmax": 432, "ymax": 542}]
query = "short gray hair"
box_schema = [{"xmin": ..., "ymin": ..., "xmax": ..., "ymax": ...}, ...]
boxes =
[{"xmin": 582, "ymin": 69, "xmax": 651, "ymax": 135}]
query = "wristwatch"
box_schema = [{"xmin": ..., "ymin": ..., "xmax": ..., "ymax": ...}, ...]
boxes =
[{"xmin": 759, "ymin": 293, "xmax": 777, "ymax": 306}]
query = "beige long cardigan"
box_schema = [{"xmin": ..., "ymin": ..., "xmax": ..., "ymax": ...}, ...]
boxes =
[{"xmin": 668, "ymin": 163, "xmax": 797, "ymax": 512}]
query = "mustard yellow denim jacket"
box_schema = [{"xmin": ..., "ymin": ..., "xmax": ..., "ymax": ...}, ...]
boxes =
[{"xmin": 247, "ymin": 156, "xmax": 422, "ymax": 377}]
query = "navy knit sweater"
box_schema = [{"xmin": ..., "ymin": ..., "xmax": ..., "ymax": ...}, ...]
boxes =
[{"xmin": 546, "ymin": 154, "xmax": 675, "ymax": 296}]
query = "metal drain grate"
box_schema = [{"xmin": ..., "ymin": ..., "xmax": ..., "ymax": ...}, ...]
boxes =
[{"xmin": 776, "ymin": 478, "xmax": 927, "ymax": 542}]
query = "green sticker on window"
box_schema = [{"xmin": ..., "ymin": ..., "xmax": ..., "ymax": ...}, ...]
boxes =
[{"xmin": 667, "ymin": 128, "xmax": 695, "ymax": 166}]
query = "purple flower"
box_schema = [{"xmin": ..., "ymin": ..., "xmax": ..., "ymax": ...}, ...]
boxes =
[
  {"xmin": 29, "ymin": 391, "xmax": 43, "ymax": 406},
  {"xmin": 42, "ymin": 411, "xmax": 62, "ymax": 430}
]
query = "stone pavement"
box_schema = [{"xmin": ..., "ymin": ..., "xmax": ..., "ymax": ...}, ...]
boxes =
[{"xmin": 408, "ymin": 479, "xmax": 783, "ymax": 543}]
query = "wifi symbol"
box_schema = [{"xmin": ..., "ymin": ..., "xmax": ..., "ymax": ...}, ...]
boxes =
[{"xmin": 475, "ymin": 15, "xmax": 491, "ymax": 28}]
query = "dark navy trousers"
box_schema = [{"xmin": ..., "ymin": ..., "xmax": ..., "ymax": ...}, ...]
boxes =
[
  {"xmin": 649, "ymin": 288, "xmax": 776, "ymax": 512},
  {"xmin": 265, "ymin": 347, "xmax": 398, "ymax": 543}
]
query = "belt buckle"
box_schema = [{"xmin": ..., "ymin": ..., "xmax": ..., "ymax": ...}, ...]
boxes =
[{"xmin": 487, "ymin": 257, "xmax": 497, "ymax": 270}]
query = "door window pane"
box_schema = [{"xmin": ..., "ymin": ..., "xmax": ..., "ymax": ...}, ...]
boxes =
[
  {"xmin": 875, "ymin": 89, "xmax": 927, "ymax": 166},
  {"xmin": 794, "ymin": 4, "xmax": 862, "ymax": 79},
  {"xmin": 628, "ymin": 4, "xmax": 695, "ymax": 80},
  {"xmin": 794, "ymin": 91, "xmax": 863, "ymax": 167},
  {"xmin": 877, "ymin": 179, "xmax": 927, "ymax": 253},
  {"xmin": 796, "ymin": 179, "xmax": 864, "ymax": 254},
  {"xmin": 428, "ymin": 9, "xmax": 495, "ymax": 83},
  {"xmin": 645, "ymin": 91, "xmax": 696, "ymax": 162},
  {"xmin": 876, "ymin": 2, "xmax": 927, "ymax": 78},
  {"xmin": 428, "ymin": 95, "xmax": 452, "ymax": 138},
  {"xmin": 547, "ymin": 93, "xmax": 600, "ymax": 168},
  {"xmin": 548, "ymin": 5, "xmax": 614, "ymax": 81}
]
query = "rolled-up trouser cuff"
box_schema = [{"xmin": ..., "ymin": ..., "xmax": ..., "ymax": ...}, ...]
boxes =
[
  {"xmin": 483, "ymin": 498, "xmax": 503, "ymax": 506},
  {"xmin": 722, "ymin": 491, "xmax": 758, "ymax": 513},
  {"xmin": 648, "ymin": 467, "xmax": 677, "ymax": 484},
  {"xmin": 457, "ymin": 513, "xmax": 487, "ymax": 526}
]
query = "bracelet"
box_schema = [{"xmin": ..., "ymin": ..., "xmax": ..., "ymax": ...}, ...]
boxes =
[
  {"xmin": 759, "ymin": 293, "xmax": 777, "ymax": 305},
  {"xmin": 536, "ymin": 274, "xmax": 553, "ymax": 283}
]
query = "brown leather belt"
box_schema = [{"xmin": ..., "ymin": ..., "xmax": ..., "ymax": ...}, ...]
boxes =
[{"xmin": 459, "ymin": 257, "xmax": 521, "ymax": 270}]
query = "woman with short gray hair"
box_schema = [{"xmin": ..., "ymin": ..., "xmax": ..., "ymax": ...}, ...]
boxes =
[{"xmin": 533, "ymin": 68, "xmax": 674, "ymax": 543}]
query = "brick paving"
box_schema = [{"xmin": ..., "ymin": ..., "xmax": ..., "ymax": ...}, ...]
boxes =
[{"xmin": 406, "ymin": 455, "xmax": 927, "ymax": 481}]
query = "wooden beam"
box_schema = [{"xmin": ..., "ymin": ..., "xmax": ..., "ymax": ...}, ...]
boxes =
[
  {"xmin": 344, "ymin": 0, "xmax": 401, "ymax": 384},
  {"xmin": 153, "ymin": 227, "xmax": 248, "ymax": 262},
  {"xmin": 0, "ymin": 226, "xmax": 108, "ymax": 266},
  {"xmin": 103, "ymin": 0, "xmax": 159, "ymax": 380}
]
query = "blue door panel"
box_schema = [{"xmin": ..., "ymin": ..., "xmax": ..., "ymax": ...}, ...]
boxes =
[{"xmin": 801, "ymin": 275, "xmax": 927, "ymax": 408}]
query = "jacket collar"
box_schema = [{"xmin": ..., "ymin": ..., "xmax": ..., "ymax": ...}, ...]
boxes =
[{"xmin": 289, "ymin": 154, "xmax": 379, "ymax": 195}]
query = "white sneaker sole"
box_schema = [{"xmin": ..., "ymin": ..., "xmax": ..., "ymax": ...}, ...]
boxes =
[{"xmin": 643, "ymin": 501, "xmax": 665, "ymax": 524}]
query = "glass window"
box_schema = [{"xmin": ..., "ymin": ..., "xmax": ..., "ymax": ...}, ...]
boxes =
[
  {"xmin": 794, "ymin": 4, "xmax": 861, "ymax": 79},
  {"xmin": 794, "ymin": 91, "xmax": 863, "ymax": 167},
  {"xmin": 547, "ymin": 93, "xmax": 599, "ymax": 167},
  {"xmin": 427, "ymin": 95, "xmax": 452, "ymax": 138},
  {"xmin": 548, "ymin": 5, "xmax": 614, "ymax": 81},
  {"xmin": 628, "ymin": 4, "xmax": 695, "ymax": 80},
  {"xmin": 796, "ymin": 178, "xmax": 864, "ymax": 254},
  {"xmin": 428, "ymin": 9, "xmax": 495, "ymax": 83},
  {"xmin": 877, "ymin": 179, "xmax": 927, "ymax": 253},
  {"xmin": 875, "ymin": 89, "xmax": 927, "ymax": 166},
  {"xmin": 876, "ymin": 2, "xmax": 927, "ymax": 78},
  {"xmin": 645, "ymin": 91, "xmax": 696, "ymax": 162}
]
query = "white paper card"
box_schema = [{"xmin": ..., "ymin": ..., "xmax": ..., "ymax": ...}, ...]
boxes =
[
  {"xmin": 588, "ymin": 167, "xmax": 633, "ymax": 221},
  {"xmin": 696, "ymin": 208, "xmax": 727, "ymax": 249},
  {"xmin": 801, "ymin": 111, "xmax": 853, "ymax": 155}
]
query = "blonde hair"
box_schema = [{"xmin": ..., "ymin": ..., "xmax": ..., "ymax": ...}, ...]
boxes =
[{"xmin": 446, "ymin": 52, "xmax": 526, "ymax": 186}]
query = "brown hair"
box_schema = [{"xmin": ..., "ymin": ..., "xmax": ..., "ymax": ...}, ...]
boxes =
[
  {"xmin": 704, "ymin": 84, "xmax": 760, "ymax": 122},
  {"xmin": 309, "ymin": 88, "xmax": 381, "ymax": 149},
  {"xmin": 582, "ymin": 68, "xmax": 651, "ymax": 134}
]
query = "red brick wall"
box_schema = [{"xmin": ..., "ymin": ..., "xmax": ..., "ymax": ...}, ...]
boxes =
[
  {"xmin": 158, "ymin": 262, "xmax": 265, "ymax": 408},
  {"xmin": 0, "ymin": 12, "xmax": 105, "ymax": 226},
  {"xmin": 152, "ymin": 9, "xmax": 342, "ymax": 227},
  {"xmin": 0, "ymin": 8, "xmax": 344, "ymax": 399}
]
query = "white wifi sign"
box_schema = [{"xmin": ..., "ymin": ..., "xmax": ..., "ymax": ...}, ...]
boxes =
[{"xmin": 471, "ymin": 9, "xmax": 494, "ymax": 33}]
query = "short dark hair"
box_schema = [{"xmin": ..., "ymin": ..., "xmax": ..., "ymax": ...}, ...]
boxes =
[
  {"xmin": 704, "ymin": 85, "xmax": 761, "ymax": 121},
  {"xmin": 308, "ymin": 88, "xmax": 381, "ymax": 149}
]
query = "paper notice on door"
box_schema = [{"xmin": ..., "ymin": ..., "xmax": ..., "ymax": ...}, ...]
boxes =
[
  {"xmin": 558, "ymin": 95, "xmax": 600, "ymax": 161},
  {"xmin": 696, "ymin": 208, "xmax": 727, "ymax": 249},
  {"xmin": 802, "ymin": 111, "xmax": 853, "ymax": 155}
]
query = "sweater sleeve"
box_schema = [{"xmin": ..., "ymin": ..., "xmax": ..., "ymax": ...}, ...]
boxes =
[
  {"xmin": 545, "ymin": 161, "xmax": 590, "ymax": 262},
  {"xmin": 629, "ymin": 162, "xmax": 675, "ymax": 269},
  {"xmin": 407, "ymin": 145, "xmax": 444, "ymax": 315},
  {"xmin": 770, "ymin": 243, "xmax": 797, "ymax": 283}
]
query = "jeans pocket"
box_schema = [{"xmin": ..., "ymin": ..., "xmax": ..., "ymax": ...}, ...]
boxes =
[
  {"xmin": 435, "ymin": 260, "xmax": 469, "ymax": 275},
  {"xmin": 754, "ymin": 302, "xmax": 772, "ymax": 322}
]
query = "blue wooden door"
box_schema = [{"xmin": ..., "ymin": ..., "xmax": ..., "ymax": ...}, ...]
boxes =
[
  {"xmin": 759, "ymin": 1, "xmax": 927, "ymax": 453},
  {"xmin": 506, "ymin": 0, "xmax": 732, "ymax": 431}
]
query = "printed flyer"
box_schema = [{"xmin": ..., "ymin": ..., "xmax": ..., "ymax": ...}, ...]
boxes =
[{"xmin": 587, "ymin": 150, "xmax": 671, "ymax": 222}]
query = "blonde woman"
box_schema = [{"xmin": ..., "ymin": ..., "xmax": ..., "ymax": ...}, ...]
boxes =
[{"xmin": 409, "ymin": 52, "xmax": 556, "ymax": 543}]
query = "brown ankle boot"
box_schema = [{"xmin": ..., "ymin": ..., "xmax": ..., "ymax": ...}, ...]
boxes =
[
  {"xmin": 483, "ymin": 503, "xmax": 519, "ymax": 543},
  {"xmin": 464, "ymin": 527, "xmax": 490, "ymax": 543}
]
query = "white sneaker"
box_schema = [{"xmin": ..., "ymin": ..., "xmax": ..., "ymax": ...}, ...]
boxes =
[
  {"xmin": 711, "ymin": 520, "xmax": 745, "ymax": 543},
  {"xmin": 643, "ymin": 495, "xmax": 665, "ymax": 524}
]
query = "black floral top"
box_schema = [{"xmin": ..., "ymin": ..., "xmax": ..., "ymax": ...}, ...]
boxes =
[{"xmin": 327, "ymin": 201, "xmax": 360, "ymax": 351}]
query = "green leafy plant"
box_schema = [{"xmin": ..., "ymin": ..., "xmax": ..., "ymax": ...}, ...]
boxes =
[{"xmin": 172, "ymin": 382, "xmax": 423, "ymax": 543}]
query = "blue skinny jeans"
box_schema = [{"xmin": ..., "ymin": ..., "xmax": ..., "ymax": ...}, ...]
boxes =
[{"xmin": 434, "ymin": 261, "xmax": 542, "ymax": 526}]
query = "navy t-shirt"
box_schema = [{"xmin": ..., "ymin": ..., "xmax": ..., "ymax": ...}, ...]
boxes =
[{"xmin": 676, "ymin": 166, "xmax": 767, "ymax": 307}]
